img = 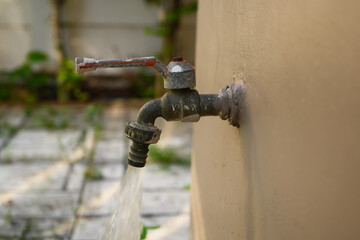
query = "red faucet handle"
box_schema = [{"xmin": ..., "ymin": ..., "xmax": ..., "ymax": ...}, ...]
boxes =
[{"xmin": 75, "ymin": 56, "xmax": 168, "ymax": 78}]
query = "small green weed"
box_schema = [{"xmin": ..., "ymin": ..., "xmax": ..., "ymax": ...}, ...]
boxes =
[
  {"xmin": 0, "ymin": 122, "xmax": 17, "ymax": 137},
  {"xmin": 5, "ymin": 50, "xmax": 50, "ymax": 104},
  {"xmin": 57, "ymin": 58, "xmax": 88, "ymax": 102},
  {"xmin": 148, "ymin": 145, "xmax": 190, "ymax": 167},
  {"xmin": 32, "ymin": 115, "xmax": 69, "ymax": 130},
  {"xmin": 140, "ymin": 224, "xmax": 160, "ymax": 240},
  {"xmin": 134, "ymin": 69, "xmax": 155, "ymax": 98},
  {"xmin": 29, "ymin": 105, "xmax": 72, "ymax": 130},
  {"xmin": 84, "ymin": 104, "xmax": 102, "ymax": 124},
  {"xmin": 84, "ymin": 164, "xmax": 103, "ymax": 180},
  {"xmin": 19, "ymin": 219, "xmax": 33, "ymax": 240},
  {"xmin": 4, "ymin": 210, "xmax": 12, "ymax": 224}
]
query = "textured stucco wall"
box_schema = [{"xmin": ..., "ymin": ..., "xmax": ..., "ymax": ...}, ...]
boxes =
[{"xmin": 191, "ymin": 0, "xmax": 360, "ymax": 239}]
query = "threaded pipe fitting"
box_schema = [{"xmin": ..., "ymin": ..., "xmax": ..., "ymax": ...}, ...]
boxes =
[
  {"xmin": 124, "ymin": 121, "xmax": 162, "ymax": 167},
  {"xmin": 128, "ymin": 142, "xmax": 149, "ymax": 167}
]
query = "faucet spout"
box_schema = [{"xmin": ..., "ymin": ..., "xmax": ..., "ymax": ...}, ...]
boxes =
[{"xmin": 137, "ymin": 99, "xmax": 163, "ymax": 125}]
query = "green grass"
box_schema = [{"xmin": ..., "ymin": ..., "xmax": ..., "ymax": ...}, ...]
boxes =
[{"xmin": 148, "ymin": 145, "xmax": 191, "ymax": 167}]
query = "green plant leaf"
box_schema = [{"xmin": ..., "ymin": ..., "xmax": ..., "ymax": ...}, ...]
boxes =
[
  {"xmin": 27, "ymin": 51, "xmax": 48, "ymax": 62},
  {"xmin": 140, "ymin": 225, "xmax": 160, "ymax": 239},
  {"xmin": 180, "ymin": 2, "xmax": 198, "ymax": 15},
  {"xmin": 9, "ymin": 64, "xmax": 32, "ymax": 81}
]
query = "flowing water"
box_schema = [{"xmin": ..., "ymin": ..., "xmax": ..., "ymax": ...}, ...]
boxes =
[{"xmin": 100, "ymin": 166, "xmax": 143, "ymax": 240}]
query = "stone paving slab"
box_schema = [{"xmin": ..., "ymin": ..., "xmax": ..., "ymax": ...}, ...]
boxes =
[
  {"xmin": 141, "ymin": 191, "xmax": 189, "ymax": 216},
  {"xmin": 150, "ymin": 120, "xmax": 193, "ymax": 165},
  {"xmin": 142, "ymin": 164, "xmax": 191, "ymax": 190},
  {"xmin": 156, "ymin": 120, "xmax": 193, "ymax": 151},
  {"xmin": 0, "ymin": 107, "xmax": 26, "ymax": 126},
  {"xmin": 72, "ymin": 216, "xmax": 108, "ymax": 240},
  {"xmin": 65, "ymin": 164, "xmax": 85, "ymax": 191},
  {"xmin": 141, "ymin": 213, "xmax": 190, "ymax": 240},
  {"xmin": 102, "ymin": 107, "xmax": 126, "ymax": 130},
  {"xmin": 0, "ymin": 192, "xmax": 78, "ymax": 218},
  {"xmin": 25, "ymin": 106, "xmax": 89, "ymax": 130},
  {"xmin": 99, "ymin": 105, "xmax": 137, "ymax": 141},
  {"xmin": 72, "ymin": 214, "xmax": 190, "ymax": 240},
  {"xmin": 0, "ymin": 104, "xmax": 193, "ymax": 238},
  {"xmin": 0, "ymin": 107, "xmax": 26, "ymax": 147},
  {"xmin": 77, "ymin": 181, "xmax": 120, "ymax": 217},
  {"xmin": 94, "ymin": 139, "xmax": 127, "ymax": 163},
  {"xmin": 0, "ymin": 217, "xmax": 73, "ymax": 238},
  {"xmin": 93, "ymin": 163, "xmax": 125, "ymax": 179},
  {"xmin": 0, "ymin": 163, "xmax": 69, "ymax": 194},
  {"xmin": 66, "ymin": 163, "xmax": 125, "ymax": 192},
  {"xmin": 78, "ymin": 185, "xmax": 189, "ymax": 218},
  {"xmin": 0, "ymin": 130, "xmax": 81, "ymax": 161}
]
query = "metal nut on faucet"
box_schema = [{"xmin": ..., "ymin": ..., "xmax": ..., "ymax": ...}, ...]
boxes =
[
  {"xmin": 125, "ymin": 121, "xmax": 161, "ymax": 144},
  {"xmin": 164, "ymin": 59, "xmax": 196, "ymax": 90}
]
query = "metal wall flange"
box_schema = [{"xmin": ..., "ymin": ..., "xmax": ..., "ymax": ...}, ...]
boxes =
[{"xmin": 219, "ymin": 84, "xmax": 244, "ymax": 127}]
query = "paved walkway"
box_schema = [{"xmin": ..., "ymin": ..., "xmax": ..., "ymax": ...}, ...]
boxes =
[{"xmin": 0, "ymin": 102, "xmax": 192, "ymax": 240}]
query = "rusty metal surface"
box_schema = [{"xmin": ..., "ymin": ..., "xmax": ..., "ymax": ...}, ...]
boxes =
[
  {"xmin": 75, "ymin": 56, "xmax": 168, "ymax": 78},
  {"xmin": 125, "ymin": 121, "xmax": 161, "ymax": 145},
  {"xmin": 75, "ymin": 56, "xmax": 195, "ymax": 90}
]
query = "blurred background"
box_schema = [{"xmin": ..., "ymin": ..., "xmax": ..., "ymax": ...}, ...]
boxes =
[
  {"xmin": 0, "ymin": 0, "xmax": 196, "ymax": 102},
  {"xmin": 0, "ymin": 0, "xmax": 197, "ymax": 239}
]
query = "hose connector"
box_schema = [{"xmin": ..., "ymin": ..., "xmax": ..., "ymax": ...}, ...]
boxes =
[{"xmin": 125, "ymin": 122, "xmax": 161, "ymax": 167}]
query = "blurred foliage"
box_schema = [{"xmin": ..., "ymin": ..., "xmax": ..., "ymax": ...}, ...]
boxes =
[
  {"xmin": 0, "ymin": 50, "xmax": 50, "ymax": 104},
  {"xmin": 27, "ymin": 104, "xmax": 104, "ymax": 132},
  {"xmin": 57, "ymin": 58, "xmax": 88, "ymax": 102},
  {"xmin": 84, "ymin": 104, "xmax": 102, "ymax": 124},
  {"xmin": 135, "ymin": 69, "xmax": 156, "ymax": 98},
  {"xmin": 141, "ymin": 224, "xmax": 160, "ymax": 239},
  {"xmin": 32, "ymin": 115, "xmax": 69, "ymax": 130},
  {"xmin": 4, "ymin": 210, "xmax": 12, "ymax": 225},
  {"xmin": 84, "ymin": 104, "xmax": 104, "ymax": 141},
  {"xmin": 84, "ymin": 164, "xmax": 103, "ymax": 180},
  {"xmin": 148, "ymin": 145, "xmax": 191, "ymax": 167},
  {"xmin": 144, "ymin": 0, "xmax": 197, "ymax": 61},
  {"xmin": 0, "ymin": 122, "xmax": 17, "ymax": 137},
  {"xmin": 0, "ymin": 50, "xmax": 90, "ymax": 104},
  {"xmin": 145, "ymin": 1, "xmax": 197, "ymax": 31},
  {"xmin": 29, "ymin": 105, "xmax": 71, "ymax": 130}
]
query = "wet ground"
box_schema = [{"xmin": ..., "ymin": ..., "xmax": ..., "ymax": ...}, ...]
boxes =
[{"xmin": 0, "ymin": 102, "xmax": 192, "ymax": 240}]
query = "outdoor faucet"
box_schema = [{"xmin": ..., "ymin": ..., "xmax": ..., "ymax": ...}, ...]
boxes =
[{"xmin": 75, "ymin": 56, "xmax": 243, "ymax": 167}]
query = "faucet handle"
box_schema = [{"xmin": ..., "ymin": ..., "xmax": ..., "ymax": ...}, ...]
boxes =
[
  {"xmin": 75, "ymin": 56, "xmax": 196, "ymax": 90},
  {"xmin": 75, "ymin": 56, "xmax": 168, "ymax": 78}
]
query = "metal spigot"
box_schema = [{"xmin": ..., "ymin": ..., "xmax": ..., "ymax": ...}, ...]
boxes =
[{"xmin": 75, "ymin": 56, "xmax": 244, "ymax": 167}]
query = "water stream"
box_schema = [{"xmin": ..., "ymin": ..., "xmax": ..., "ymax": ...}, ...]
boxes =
[{"xmin": 100, "ymin": 165, "xmax": 143, "ymax": 240}]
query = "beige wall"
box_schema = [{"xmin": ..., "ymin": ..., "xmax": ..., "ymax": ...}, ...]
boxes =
[{"xmin": 191, "ymin": 0, "xmax": 360, "ymax": 239}]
